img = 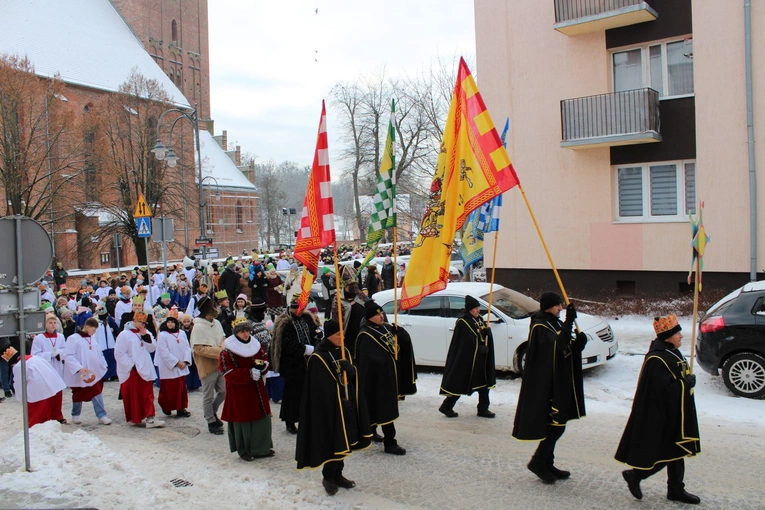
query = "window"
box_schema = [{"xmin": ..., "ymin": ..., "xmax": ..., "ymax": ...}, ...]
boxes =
[
  {"xmin": 615, "ymin": 160, "xmax": 696, "ymax": 221},
  {"xmin": 171, "ymin": 20, "xmax": 178, "ymax": 43},
  {"xmin": 408, "ymin": 296, "xmax": 442, "ymax": 317},
  {"xmin": 100, "ymin": 253, "xmax": 110, "ymax": 265},
  {"xmin": 613, "ymin": 38, "xmax": 694, "ymax": 99}
]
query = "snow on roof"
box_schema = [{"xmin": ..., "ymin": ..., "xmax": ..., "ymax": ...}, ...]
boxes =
[
  {"xmin": 197, "ymin": 130, "xmax": 256, "ymax": 190},
  {"xmin": 0, "ymin": 0, "xmax": 189, "ymax": 108}
]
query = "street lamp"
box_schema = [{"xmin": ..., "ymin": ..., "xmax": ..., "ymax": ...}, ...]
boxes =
[{"xmin": 152, "ymin": 103, "xmax": 207, "ymax": 262}]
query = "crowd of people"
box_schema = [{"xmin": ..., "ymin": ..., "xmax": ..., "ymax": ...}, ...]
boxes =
[{"xmin": 0, "ymin": 253, "xmax": 701, "ymax": 504}]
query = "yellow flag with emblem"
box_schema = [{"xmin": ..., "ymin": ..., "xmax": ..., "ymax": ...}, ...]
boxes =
[{"xmin": 401, "ymin": 58, "xmax": 520, "ymax": 310}]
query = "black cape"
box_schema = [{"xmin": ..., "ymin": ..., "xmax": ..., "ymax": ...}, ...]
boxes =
[
  {"xmin": 512, "ymin": 311, "xmax": 586, "ymax": 441},
  {"xmin": 615, "ymin": 339, "xmax": 701, "ymax": 469},
  {"xmin": 395, "ymin": 327, "xmax": 418, "ymax": 396},
  {"xmin": 295, "ymin": 340, "xmax": 372, "ymax": 470},
  {"xmin": 440, "ymin": 312, "xmax": 496, "ymax": 396},
  {"xmin": 356, "ymin": 321, "xmax": 400, "ymax": 426}
]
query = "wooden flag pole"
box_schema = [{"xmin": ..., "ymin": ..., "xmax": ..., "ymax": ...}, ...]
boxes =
[
  {"xmin": 393, "ymin": 226, "xmax": 399, "ymax": 360},
  {"xmin": 689, "ymin": 257, "xmax": 700, "ymax": 373},
  {"xmin": 485, "ymin": 230, "xmax": 500, "ymax": 345},
  {"xmin": 332, "ymin": 245, "xmax": 349, "ymax": 399},
  {"xmin": 518, "ymin": 184, "xmax": 580, "ymax": 332}
]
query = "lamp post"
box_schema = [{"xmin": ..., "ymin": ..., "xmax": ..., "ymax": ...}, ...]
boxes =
[
  {"xmin": 201, "ymin": 175, "xmax": 220, "ymax": 256},
  {"xmin": 151, "ymin": 103, "xmax": 206, "ymax": 262}
]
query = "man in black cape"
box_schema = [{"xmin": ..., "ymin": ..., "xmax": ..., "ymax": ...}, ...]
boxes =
[
  {"xmin": 512, "ymin": 292, "xmax": 587, "ymax": 483},
  {"xmin": 616, "ymin": 314, "xmax": 701, "ymax": 505},
  {"xmin": 272, "ymin": 296, "xmax": 321, "ymax": 434},
  {"xmin": 439, "ymin": 295, "xmax": 496, "ymax": 418},
  {"xmin": 296, "ymin": 320, "xmax": 372, "ymax": 496},
  {"xmin": 394, "ymin": 326, "xmax": 417, "ymax": 398},
  {"xmin": 355, "ymin": 300, "xmax": 406, "ymax": 455}
]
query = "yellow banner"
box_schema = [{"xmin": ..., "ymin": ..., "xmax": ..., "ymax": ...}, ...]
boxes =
[{"xmin": 401, "ymin": 58, "xmax": 519, "ymax": 310}]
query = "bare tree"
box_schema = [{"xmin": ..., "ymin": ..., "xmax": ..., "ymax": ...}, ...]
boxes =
[
  {"xmin": 0, "ymin": 55, "xmax": 84, "ymax": 224},
  {"xmin": 252, "ymin": 159, "xmax": 308, "ymax": 249},
  {"xmin": 81, "ymin": 72, "xmax": 186, "ymax": 265}
]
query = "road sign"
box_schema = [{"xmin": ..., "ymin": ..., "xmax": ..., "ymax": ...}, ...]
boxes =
[
  {"xmin": 151, "ymin": 217, "xmax": 175, "ymax": 243},
  {"xmin": 136, "ymin": 217, "xmax": 152, "ymax": 238},
  {"xmin": 134, "ymin": 193, "xmax": 151, "ymax": 218},
  {"xmin": 0, "ymin": 217, "xmax": 54, "ymax": 287},
  {"xmin": 195, "ymin": 237, "xmax": 213, "ymax": 247}
]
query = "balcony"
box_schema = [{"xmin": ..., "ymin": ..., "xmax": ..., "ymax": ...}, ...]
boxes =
[
  {"xmin": 560, "ymin": 88, "xmax": 661, "ymax": 149},
  {"xmin": 554, "ymin": 0, "xmax": 658, "ymax": 36}
]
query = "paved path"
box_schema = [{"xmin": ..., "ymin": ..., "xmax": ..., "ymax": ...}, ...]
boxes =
[{"xmin": 2, "ymin": 371, "xmax": 764, "ymax": 509}]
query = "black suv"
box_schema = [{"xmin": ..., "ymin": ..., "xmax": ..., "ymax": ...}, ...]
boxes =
[{"xmin": 697, "ymin": 282, "xmax": 765, "ymax": 399}]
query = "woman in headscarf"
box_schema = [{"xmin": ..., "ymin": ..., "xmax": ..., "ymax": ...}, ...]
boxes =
[{"xmin": 265, "ymin": 269, "xmax": 285, "ymax": 321}]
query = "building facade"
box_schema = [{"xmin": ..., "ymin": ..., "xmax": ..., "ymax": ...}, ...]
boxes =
[{"xmin": 475, "ymin": 0, "xmax": 764, "ymax": 296}]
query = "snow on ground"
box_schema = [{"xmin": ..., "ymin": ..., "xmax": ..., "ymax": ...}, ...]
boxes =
[{"xmin": 1, "ymin": 313, "xmax": 763, "ymax": 509}]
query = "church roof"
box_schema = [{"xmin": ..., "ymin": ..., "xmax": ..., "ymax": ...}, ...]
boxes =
[
  {"xmin": 0, "ymin": 0, "xmax": 189, "ymax": 107},
  {"xmin": 198, "ymin": 130, "xmax": 256, "ymax": 190}
]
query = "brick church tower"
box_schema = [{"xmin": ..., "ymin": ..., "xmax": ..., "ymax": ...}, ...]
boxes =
[{"xmin": 110, "ymin": 0, "xmax": 213, "ymax": 131}]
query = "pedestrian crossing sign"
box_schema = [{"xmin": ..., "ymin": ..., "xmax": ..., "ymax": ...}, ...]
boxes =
[
  {"xmin": 136, "ymin": 217, "xmax": 151, "ymax": 238},
  {"xmin": 134, "ymin": 193, "xmax": 151, "ymax": 218}
]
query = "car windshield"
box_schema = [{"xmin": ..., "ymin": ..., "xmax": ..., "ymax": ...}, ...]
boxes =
[{"xmin": 480, "ymin": 288, "xmax": 539, "ymax": 320}]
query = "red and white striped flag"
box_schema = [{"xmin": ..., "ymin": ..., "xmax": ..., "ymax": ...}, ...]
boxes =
[{"xmin": 293, "ymin": 101, "xmax": 335, "ymax": 313}]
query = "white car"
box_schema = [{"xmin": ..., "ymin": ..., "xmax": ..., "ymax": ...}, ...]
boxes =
[{"xmin": 372, "ymin": 282, "xmax": 618, "ymax": 373}]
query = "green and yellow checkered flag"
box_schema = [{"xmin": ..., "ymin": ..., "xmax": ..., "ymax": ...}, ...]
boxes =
[{"xmin": 358, "ymin": 100, "xmax": 397, "ymax": 274}]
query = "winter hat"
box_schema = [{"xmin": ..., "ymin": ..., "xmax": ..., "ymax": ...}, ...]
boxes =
[
  {"xmin": 323, "ymin": 319, "xmax": 341, "ymax": 339},
  {"xmin": 653, "ymin": 314, "xmax": 682, "ymax": 341},
  {"xmin": 464, "ymin": 295, "xmax": 480, "ymax": 311},
  {"xmin": 95, "ymin": 303, "xmax": 107, "ymax": 316},
  {"xmin": 180, "ymin": 313, "xmax": 193, "ymax": 323},
  {"xmin": 236, "ymin": 293, "xmax": 248, "ymax": 303},
  {"xmin": 365, "ymin": 300, "xmax": 383, "ymax": 319},
  {"xmin": 251, "ymin": 297, "xmax": 267, "ymax": 310},
  {"xmin": 197, "ymin": 295, "xmax": 216, "ymax": 316},
  {"xmin": 232, "ymin": 317, "xmax": 251, "ymax": 334},
  {"xmin": 539, "ymin": 292, "xmax": 564, "ymax": 311},
  {"xmin": 108, "ymin": 288, "xmax": 117, "ymax": 295},
  {"xmin": 289, "ymin": 295, "xmax": 300, "ymax": 309}
]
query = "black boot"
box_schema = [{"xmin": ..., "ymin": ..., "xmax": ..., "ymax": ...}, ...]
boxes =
[
  {"xmin": 667, "ymin": 489, "xmax": 700, "ymax": 505},
  {"xmin": 208, "ymin": 421, "xmax": 224, "ymax": 435},
  {"xmin": 336, "ymin": 475, "xmax": 356, "ymax": 489},
  {"xmin": 622, "ymin": 470, "xmax": 642, "ymax": 500},
  {"xmin": 285, "ymin": 423, "xmax": 298, "ymax": 434},
  {"xmin": 547, "ymin": 453, "xmax": 570, "ymax": 479},
  {"xmin": 384, "ymin": 439, "xmax": 406, "ymax": 455},
  {"xmin": 438, "ymin": 403, "xmax": 458, "ymax": 418},
  {"xmin": 527, "ymin": 456, "xmax": 556, "ymax": 484},
  {"xmin": 476, "ymin": 409, "xmax": 495, "ymax": 418},
  {"xmin": 322, "ymin": 478, "xmax": 338, "ymax": 496}
]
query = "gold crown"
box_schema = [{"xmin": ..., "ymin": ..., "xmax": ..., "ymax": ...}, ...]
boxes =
[
  {"xmin": 167, "ymin": 309, "xmax": 179, "ymax": 319},
  {"xmin": 133, "ymin": 311, "xmax": 148, "ymax": 323},
  {"xmin": 215, "ymin": 290, "xmax": 228, "ymax": 300},
  {"xmin": 653, "ymin": 314, "xmax": 680, "ymax": 335},
  {"xmin": 132, "ymin": 296, "xmax": 145, "ymax": 305},
  {"xmin": 232, "ymin": 317, "xmax": 250, "ymax": 329}
]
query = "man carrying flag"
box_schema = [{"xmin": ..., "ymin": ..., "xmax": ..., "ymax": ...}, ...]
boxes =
[{"xmin": 402, "ymin": 58, "xmax": 519, "ymax": 311}]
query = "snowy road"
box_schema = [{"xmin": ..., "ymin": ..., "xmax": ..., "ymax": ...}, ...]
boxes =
[{"xmin": 2, "ymin": 316, "xmax": 764, "ymax": 509}]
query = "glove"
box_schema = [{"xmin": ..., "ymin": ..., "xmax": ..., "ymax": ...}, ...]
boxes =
[
  {"xmin": 338, "ymin": 359, "xmax": 356, "ymax": 375},
  {"xmin": 480, "ymin": 329, "xmax": 490, "ymax": 341},
  {"xmin": 304, "ymin": 345, "xmax": 315, "ymax": 356},
  {"xmin": 565, "ymin": 302, "xmax": 577, "ymax": 323},
  {"xmin": 51, "ymin": 348, "xmax": 59, "ymax": 358},
  {"xmin": 478, "ymin": 344, "xmax": 489, "ymax": 355},
  {"xmin": 684, "ymin": 374, "xmax": 696, "ymax": 388},
  {"xmin": 250, "ymin": 368, "xmax": 262, "ymax": 381},
  {"xmin": 576, "ymin": 331, "xmax": 588, "ymax": 348}
]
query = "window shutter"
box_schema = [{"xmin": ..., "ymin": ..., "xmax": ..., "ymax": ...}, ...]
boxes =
[
  {"xmin": 650, "ymin": 164, "xmax": 678, "ymax": 216},
  {"xmin": 618, "ymin": 167, "xmax": 643, "ymax": 217}
]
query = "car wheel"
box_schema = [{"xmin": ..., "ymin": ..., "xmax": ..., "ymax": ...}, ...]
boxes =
[
  {"xmin": 515, "ymin": 345, "xmax": 527, "ymax": 377},
  {"xmin": 721, "ymin": 351, "xmax": 765, "ymax": 399}
]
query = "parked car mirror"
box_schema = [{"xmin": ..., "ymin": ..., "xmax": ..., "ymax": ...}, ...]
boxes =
[{"xmin": 485, "ymin": 312, "xmax": 503, "ymax": 324}]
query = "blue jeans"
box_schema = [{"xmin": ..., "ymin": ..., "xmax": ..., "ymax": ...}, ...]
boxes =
[
  {"xmin": 72, "ymin": 393, "xmax": 107, "ymax": 418},
  {"xmin": 0, "ymin": 358, "xmax": 11, "ymax": 392}
]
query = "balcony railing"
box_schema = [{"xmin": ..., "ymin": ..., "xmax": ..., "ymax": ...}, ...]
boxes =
[
  {"xmin": 560, "ymin": 88, "xmax": 661, "ymax": 149},
  {"xmin": 553, "ymin": 0, "xmax": 658, "ymax": 36}
]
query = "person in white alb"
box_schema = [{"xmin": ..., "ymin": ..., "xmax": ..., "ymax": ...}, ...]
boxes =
[
  {"xmin": 12, "ymin": 353, "xmax": 67, "ymax": 427},
  {"xmin": 94, "ymin": 279, "xmax": 112, "ymax": 301},
  {"xmin": 114, "ymin": 285, "xmax": 134, "ymax": 328},
  {"xmin": 115, "ymin": 311, "xmax": 164, "ymax": 428},
  {"xmin": 155, "ymin": 310, "xmax": 192, "ymax": 418},
  {"xmin": 31, "ymin": 314, "xmax": 66, "ymax": 379},
  {"xmin": 63, "ymin": 318, "xmax": 111, "ymax": 425}
]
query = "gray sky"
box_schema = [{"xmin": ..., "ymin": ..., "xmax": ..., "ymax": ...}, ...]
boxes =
[{"xmin": 208, "ymin": 0, "xmax": 475, "ymax": 168}]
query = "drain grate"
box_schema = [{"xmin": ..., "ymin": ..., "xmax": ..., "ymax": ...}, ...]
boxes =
[{"xmin": 170, "ymin": 478, "xmax": 193, "ymax": 488}]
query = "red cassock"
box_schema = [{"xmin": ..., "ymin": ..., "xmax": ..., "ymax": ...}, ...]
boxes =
[
  {"xmin": 122, "ymin": 368, "xmax": 156, "ymax": 424},
  {"xmin": 28, "ymin": 391, "xmax": 65, "ymax": 427},
  {"xmin": 219, "ymin": 344, "xmax": 271, "ymax": 423},
  {"xmin": 158, "ymin": 377, "xmax": 188, "ymax": 412}
]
